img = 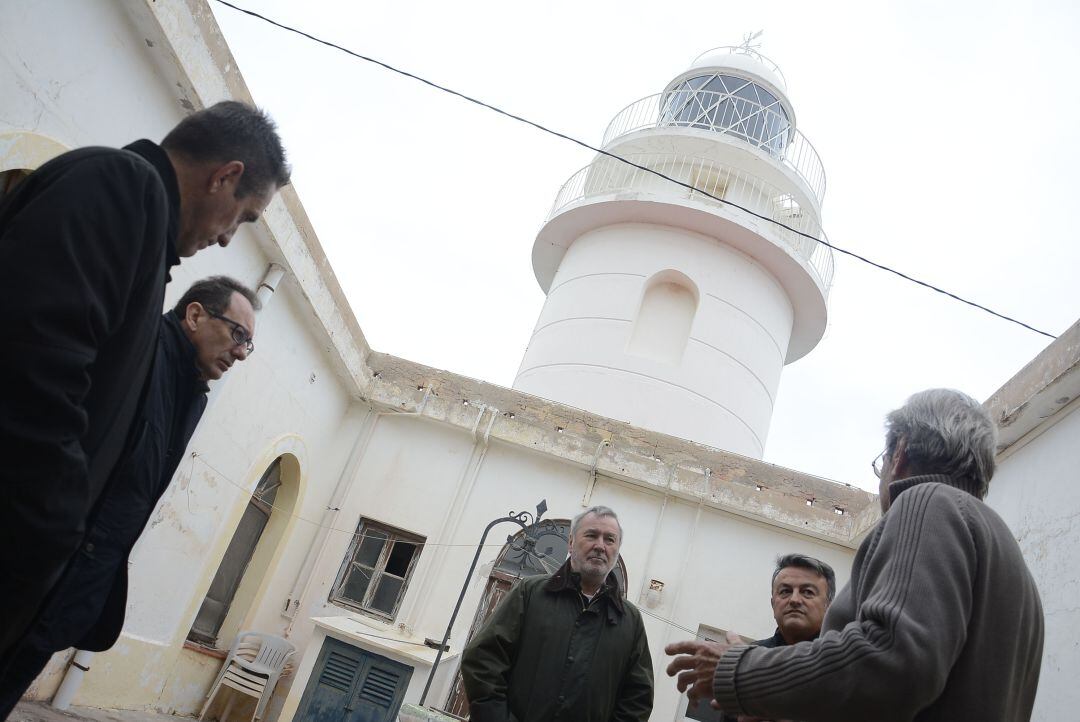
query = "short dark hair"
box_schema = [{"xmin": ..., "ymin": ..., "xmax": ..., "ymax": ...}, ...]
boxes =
[
  {"xmin": 162, "ymin": 100, "xmax": 290, "ymax": 197},
  {"xmin": 885, "ymin": 388, "xmax": 997, "ymax": 498},
  {"xmin": 772, "ymin": 553, "xmax": 836, "ymax": 601},
  {"xmin": 173, "ymin": 276, "xmax": 261, "ymax": 318}
]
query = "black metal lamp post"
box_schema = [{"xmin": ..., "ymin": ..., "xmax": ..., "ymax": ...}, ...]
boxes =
[{"xmin": 418, "ymin": 499, "xmax": 557, "ymax": 707}]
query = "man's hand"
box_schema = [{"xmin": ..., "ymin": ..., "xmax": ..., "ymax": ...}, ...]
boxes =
[{"xmin": 664, "ymin": 630, "xmax": 743, "ymax": 707}]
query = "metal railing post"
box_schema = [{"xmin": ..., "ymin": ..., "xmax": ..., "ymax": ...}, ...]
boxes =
[{"xmin": 417, "ymin": 500, "xmax": 551, "ymax": 709}]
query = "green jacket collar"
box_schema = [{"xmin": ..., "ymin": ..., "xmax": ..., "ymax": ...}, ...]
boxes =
[{"xmin": 544, "ymin": 558, "xmax": 625, "ymax": 615}]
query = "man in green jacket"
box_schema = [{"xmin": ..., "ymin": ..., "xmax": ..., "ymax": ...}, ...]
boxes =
[{"xmin": 461, "ymin": 505, "xmax": 653, "ymax": 722}]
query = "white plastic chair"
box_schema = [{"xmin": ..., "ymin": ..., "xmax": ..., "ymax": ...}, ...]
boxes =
[{"xmin": 199, "ymin": 631, "xmax": 295, "ymax": 722}]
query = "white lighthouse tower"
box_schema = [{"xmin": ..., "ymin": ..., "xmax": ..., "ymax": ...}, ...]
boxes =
[{"xmin": 513, "ymin": 44, "xmax": 834, "ymax": 458}]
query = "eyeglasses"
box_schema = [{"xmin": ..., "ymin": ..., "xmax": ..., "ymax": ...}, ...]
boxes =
[
  {"xmin": 871, "ymin": 449, "xmax": 887, "ymax": 479},
  {"xmin": 208, "ymin": 311, "xmax": 255, "ymax": 355}
]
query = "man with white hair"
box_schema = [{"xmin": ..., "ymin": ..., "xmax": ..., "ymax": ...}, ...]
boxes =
[
  {"xmin": 461, "ymin": 505, "xmax": 653, "ymax": 722},
  {"xmin": 667, "ymin": 389, "xmax": 1044, "ymax": 722}
]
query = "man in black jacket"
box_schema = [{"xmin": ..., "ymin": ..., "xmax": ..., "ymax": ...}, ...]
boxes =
[
  {"xmin": 0, "ymin": 277, "xmax": 260, "ymax": 717},
  {"xmin": 703, "ymin": 554, "xmax": 833, "ymax": 722},
  {"xmin": 0, "ymin": 101, "xmax": 289, "ymax": 671}
]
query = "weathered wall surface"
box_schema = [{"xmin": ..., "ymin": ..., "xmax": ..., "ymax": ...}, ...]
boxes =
[
  {"xmin": 3, "ymin": 3, "xmax": 875, "ymax": 722},
  {"xmin": 280, "ymin": 406, "xmax": 860, "ymax": 721},
  {"xmin": 988, "ymin": 401, "xmax": 1080, "ymax": 721}
]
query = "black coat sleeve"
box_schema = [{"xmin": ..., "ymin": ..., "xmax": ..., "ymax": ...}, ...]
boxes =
[{"xmin": 0, "ymin": 150, "xmax": 168, "ymax": 653}]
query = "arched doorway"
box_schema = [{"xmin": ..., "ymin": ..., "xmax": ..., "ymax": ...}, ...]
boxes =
[
  {"xmin": 441, "ymin": 521, "xmax": 628, "ymax": 718},
  {"xmin": 188, "ymin": 453, "xmax": 300, "ymax": 648}
]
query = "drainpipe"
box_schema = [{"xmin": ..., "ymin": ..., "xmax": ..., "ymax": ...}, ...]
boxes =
[
  {"xmin": 283, "ymin": 385, "xmax": 436, "ymax": 633},
  {"xmin": 51, "ymin": 649, "xmax": 94, "ymax": 710},
  {"xmin": 399, "ymin": 404, "xmax": 496, "ymax": 629},
  {"xmin": 636, "ymin": 493, "xmax": 669, "ymax": 602},
  {"xmin": 580, "ymin": 438, "xmax": 610, "ymax": 507},
  {"xmin": 256, "ymin": 262, "xmax": 286, "ymax": 307},
  {"xmin": 283, "ymin": 406, "xmax": 380, "ymax": 632},
  {"xmin": 662, "ymin": 469, "xmax": 708, "ymax": 648}
]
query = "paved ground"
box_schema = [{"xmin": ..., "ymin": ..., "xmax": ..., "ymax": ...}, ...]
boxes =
[{"xmin": 10, "ymin": 702, "xmax": 192, "ymax": 722}]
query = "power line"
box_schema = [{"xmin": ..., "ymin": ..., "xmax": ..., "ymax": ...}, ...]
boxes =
[{"xmin": 212, "ymin": 0, "xmax": 1056, "ymax": 340}]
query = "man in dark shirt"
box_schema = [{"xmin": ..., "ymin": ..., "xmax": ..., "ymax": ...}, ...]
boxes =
[
  {"xmin": 695, "ymin": 554, "xmax": 833, "ymax": 722},
  {"xmin": 667, "ymin": 390, "xmax": 1044, "ymax": 722},
  {"xmin": 0, "ymin": 277, "xmax": 260, "ymax": 717},
  {"xmin": 0, "ymin": 101, "xmax": 289, "ymax": 670}
]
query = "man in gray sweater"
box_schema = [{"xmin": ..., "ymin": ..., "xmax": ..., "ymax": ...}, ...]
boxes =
[{"xmin": 667, "ymin": 389, "xmax": 1044, "ymax": 721}]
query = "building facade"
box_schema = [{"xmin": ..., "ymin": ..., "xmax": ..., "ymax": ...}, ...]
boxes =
[
  {"xmin": 2, "ymin": 2, "xmax": 1069, "ymax": 722},
  {"xmin": 515, "ymin": 46, "xmax": 832, "ymax": 457}
]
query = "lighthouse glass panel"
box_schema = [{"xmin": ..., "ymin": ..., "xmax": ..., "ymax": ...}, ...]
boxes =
[{"xmin": 660, "ymin": 74, "xmax": 790, "ymax": 155}]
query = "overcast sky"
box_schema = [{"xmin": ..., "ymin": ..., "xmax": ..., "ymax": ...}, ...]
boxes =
[{"xmin": 211, "ymin": 0, "xmax": 1079, "ymax": 493}]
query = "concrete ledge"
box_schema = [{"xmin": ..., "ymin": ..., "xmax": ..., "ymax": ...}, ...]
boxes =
[{"xmin": 398, "ymin": 703, "xmax": 460, "ymax": 722}]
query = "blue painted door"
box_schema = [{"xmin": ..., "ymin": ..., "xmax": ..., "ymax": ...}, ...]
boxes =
[{"xmin": 296, "ymin": 637, "xmax": 413, "ymax": 722}]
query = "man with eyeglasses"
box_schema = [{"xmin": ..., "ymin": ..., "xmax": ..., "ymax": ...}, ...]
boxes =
[
  {"xmin": 0, "ymin": 277, "xmax": 260, "ymax": 716},
  {"xmin": 0, "ymin": 102, "xmax": 289, "ymax": 677},
  {"xmin": 666, "ymin": 389, "xmax": 1044, "ymax": 722}
]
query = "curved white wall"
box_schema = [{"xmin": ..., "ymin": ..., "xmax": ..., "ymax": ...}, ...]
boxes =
[{"xmin": 514, "ymin": 223, "xmax": 793, "ymax": 457}]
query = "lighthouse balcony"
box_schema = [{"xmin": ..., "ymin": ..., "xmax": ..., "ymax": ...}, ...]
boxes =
[
  {"xmin": 547, "ymin": 152, "xmax": 835, "ymax": 294},
  {"xmin": 601, "ymin": 89, "xmax": 826, "ymax": 205}
]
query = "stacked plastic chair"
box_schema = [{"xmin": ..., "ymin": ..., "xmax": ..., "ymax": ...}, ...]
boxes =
[{"xmin": 199, "ymin": 631, "xmax": 295, "ymax": 722}]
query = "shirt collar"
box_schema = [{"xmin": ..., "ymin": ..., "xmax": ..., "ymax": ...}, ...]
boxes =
[
  {"xmin": 888, "ymin": 472, "xmax": 982, "ymax": 505},
  {"xmin": 163, "ymin": 310, "xmax": 209, "ymax": 393},
  {"xmin": 123, "ymin": 139, "xmax": 181, "ymax": 273},
  {"xmin": 544, "ymin": 558, "xmax": 625, "ymax": 615}
]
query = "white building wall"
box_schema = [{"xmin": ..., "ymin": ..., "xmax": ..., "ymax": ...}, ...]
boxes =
[
  {"xmin": 516, "ymin": 223, "xmax": 793, "ymax": 457},
  {"xmin": 3, "ymin": 5, "xmax": 867, "ymax": 721},
  {"xmin": 986, "ymin": 401, "xmax": 1080, "ymax": 722},
  {"xmin": 1, "ymin": 2, "xmax": 365, "ymax": 714},
  {"xmin": 284, "ymin": 413, "xmax": 855, "ymax": 722},
  {"xmin": 0, "ymin": 1, "xmax": 189, "ymax": 158}
]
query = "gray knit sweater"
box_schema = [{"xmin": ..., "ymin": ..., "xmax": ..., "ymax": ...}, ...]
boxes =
[{"xmin": 713, "ymin": 474, "xmax": 1044, "ymax": 721}]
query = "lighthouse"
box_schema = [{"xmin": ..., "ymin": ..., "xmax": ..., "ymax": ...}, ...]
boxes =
[{"xmin": 513, "ymin": 44, "xmax": 834, "ymax": 458}]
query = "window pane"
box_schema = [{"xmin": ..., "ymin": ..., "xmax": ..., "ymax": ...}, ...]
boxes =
[
  {"xmin": 340, "ymin": 564, "xmax": 374, "ymax": 603},
  {"xmin": 355, "ymin": 530, "xmax": 388, "ymax": 567},
  {"xmin": 370, "ymin": 575, "xmax": 405, "ymax": 614},
  {"xmin": 384, "ymin": 541, "xmax": 417, "ymax": 577}
]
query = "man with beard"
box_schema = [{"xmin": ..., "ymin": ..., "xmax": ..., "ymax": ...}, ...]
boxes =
[{"xmin": 461, "ymin": 505, "xmax": 653, "ymax": 722}]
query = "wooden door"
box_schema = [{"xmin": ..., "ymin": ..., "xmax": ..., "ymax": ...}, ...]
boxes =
[
  {"xmin": 296, "ymin": 637, "xmax": 413, "ymax": 722},
  {"xmin": 189, "ymin": 460, "xmax": 281, "ymax": 646},
  {"xmin": 442, "ymin": 520, "xmax": 572, "ymax": 718},
  {"xmin": 442, "ymin": 574, "xmax": 515, "ymax": 718}
]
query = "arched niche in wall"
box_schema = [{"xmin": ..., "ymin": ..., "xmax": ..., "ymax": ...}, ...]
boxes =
[
  {"xmin": 626, "ymin": 269, "xmax": 700, "ymax": 364},
  {"xmin": 0, "ymin": 130, "xmax": 68, "ymax": 198},
  {"xmin": 187, "ymin": 440, "xmax": 305, "ymax": 650}
]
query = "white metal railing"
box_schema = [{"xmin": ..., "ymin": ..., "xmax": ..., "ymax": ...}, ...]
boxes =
[
  {"xmin": 691, "ymin": 46, "xmax": 787, "ymax": 88},
  {"xmin": 601, "ymin": 90, "xmax": 826, "ymax": 204},
  {"xmin": 548, "ymin": 152, "xmax": 834, "ymax": 293}
]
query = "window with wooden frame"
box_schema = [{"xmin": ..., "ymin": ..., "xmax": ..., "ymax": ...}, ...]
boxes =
[{"xmin": 331, "ymin": 519, "xmax": 424, "ymax": 621}]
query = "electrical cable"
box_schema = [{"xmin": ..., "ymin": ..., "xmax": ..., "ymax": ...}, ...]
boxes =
[{"xmin": 212, "ymin": 0, "xmax": 1057, "ymax": 340}]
